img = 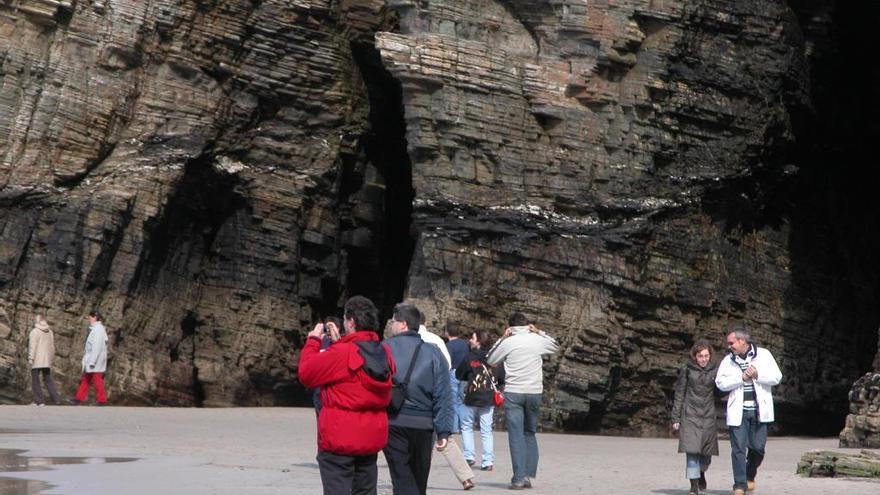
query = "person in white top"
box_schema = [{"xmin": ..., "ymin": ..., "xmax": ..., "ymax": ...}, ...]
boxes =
[
  {"xmin": 70, "ymin": 311, "xmax": 109, "ymax": 406},
  {"xmin": 486, "ymin": 312, "xmax": 559, "ymax": 490},
  {"xmin": 28, "ymin": 315, "xmax": 60, "ymax": 405},
  {"xmin": 715, "ymin": 326, "xmax": 782, "ymax": 495}
]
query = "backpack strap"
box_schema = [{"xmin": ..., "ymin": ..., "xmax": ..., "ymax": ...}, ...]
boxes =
[{"xmin": 399, "ymin": 341, "xmax": 423, "ymax": 388}]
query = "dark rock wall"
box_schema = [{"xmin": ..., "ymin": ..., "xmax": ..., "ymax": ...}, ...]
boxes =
[{"xmin": 0, "ymin": 0, "xmax": 878, "ymax": 435}]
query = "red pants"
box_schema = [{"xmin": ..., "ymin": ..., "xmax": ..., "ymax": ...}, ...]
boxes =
[{"xmin": 75, "ymin": 372, "xmax": 107, "ymax": 404}]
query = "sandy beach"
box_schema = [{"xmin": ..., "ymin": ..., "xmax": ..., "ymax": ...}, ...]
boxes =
[{"xmin": 0, "ymin": 406, "xmax": 877, "ymax": 494}]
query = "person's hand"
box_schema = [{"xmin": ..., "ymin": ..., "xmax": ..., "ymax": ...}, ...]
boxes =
[
  {"xmin": 672, "ymin": 422, "xmax": 680, "ymax": 431},
  {"xmin": 528, "ymin": 324, "xmax": 541, "ymax": 334},
  {"xmin": 748, "ymin": 365, "xmax": 758, "ymax": 380},
  {"xmin": 435, "ymin": 438, "xmax": 448, "ymax": 451},
  {"xmin": 503, "ymin": 327, "xmax": 512, "ymax": 338},
  {"xmin": 308, "ymin": 323, "xmax": 324, "ymax": 340},
  {"xmin": 325, "ymin": 322, "xmax": 341, "ymax": 342}
]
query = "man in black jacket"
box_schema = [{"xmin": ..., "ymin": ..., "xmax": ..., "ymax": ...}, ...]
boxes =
[{"xmin": 383, "ymin": 303, "xmax": 453, "ymax": 495}]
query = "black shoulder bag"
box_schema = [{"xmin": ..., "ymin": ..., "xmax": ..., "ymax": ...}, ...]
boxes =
[{"xmin": 388, "ymin": 342, "xmax": 423, "ymax": 414}]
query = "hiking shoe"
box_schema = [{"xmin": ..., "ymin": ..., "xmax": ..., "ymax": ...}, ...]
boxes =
[
  {"xmin": 462, "ymin": 479, "xmax": 474, "ymax": 490},
  {"xmin": 481, "ymin": 464, "xmax": 493, "ymax": 471},
  {"xmin": 523, "ymin": 478, "xmax": 532, "ymax": 488},
  {"xmin": 509, "ymin": 480, "xmax": 527, "ymax": 490},
  {"xmin": 747, "ymin": 480, "xmax": 755, "ymax": 492}
]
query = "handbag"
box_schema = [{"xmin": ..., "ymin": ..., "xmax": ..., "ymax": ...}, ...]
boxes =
[
  {"xmin": 485, "ymin": 362, "xmax": 504, "ymax": 407},
  {"xmin": 388, "ymin": 342, "xmax": 423, "ymax": 414}
]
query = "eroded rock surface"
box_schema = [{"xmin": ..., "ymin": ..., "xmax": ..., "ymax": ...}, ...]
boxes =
[{"xmin": 0, "ymin": 1, "xmax": 878, "ymax": 434}]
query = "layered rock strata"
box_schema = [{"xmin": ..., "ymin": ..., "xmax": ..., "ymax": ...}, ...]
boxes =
[
  {"xmin": 840, "ymin": 373, "xmax": 880, "ymax": 448},
  {"xmin": 0, "ymin": 0, "xmax": 878, "ymax": 435}
]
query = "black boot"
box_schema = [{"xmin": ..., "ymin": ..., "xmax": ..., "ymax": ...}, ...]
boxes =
[
  {"xmin": 699, "ymin": 471, "xmax": 706, "ymax": 490},
  {"xmin": 688, "ymin": 478, "xmax": 700, "ymax": 495}
]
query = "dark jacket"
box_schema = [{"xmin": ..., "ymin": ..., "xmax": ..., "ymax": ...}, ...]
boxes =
[
  {"xmin": 385, "ymin": 331, "xmax": 453, "ymax": 439},
  {"xmin": 672, "ymin": 359, "xmax": 720, "ymax": 456},
  {"xmin": 298, "ymin": 331, "xmax": 395, "ymax": 455},
  {"xmin": 455, "ymin": 347, "xmax": 505, "ymax": 407}
]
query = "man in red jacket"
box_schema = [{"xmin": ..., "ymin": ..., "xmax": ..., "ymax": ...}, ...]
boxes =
[{"xmin": 298, "ymin": 295, "xmax": 396, "ymax": 495}]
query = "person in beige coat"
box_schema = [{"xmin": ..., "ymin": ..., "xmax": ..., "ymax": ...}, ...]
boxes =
[{"xmin": 28, "ymin": 315, "xmax": 61, "ymax": 406}]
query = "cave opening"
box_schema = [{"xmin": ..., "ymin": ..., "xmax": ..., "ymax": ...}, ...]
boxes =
[
  {"xmin": 340, "ymin": 40, "xmax": 415, "ymax": 323},
  {"xmin": 782, "ymin": 1, "xmax": 880, "ymax": 435}
]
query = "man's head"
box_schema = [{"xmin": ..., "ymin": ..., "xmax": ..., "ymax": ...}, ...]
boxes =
[
  {"xmin": 508, "ymin": 312, "xmax": 529, "ymax": 327},
  {"xmin": 445, "ymin": 322, "xmax": 463, "ymax": 339},
  {"xmin": 391, "ymin": 303, "xmax": 421, "ymax": 335},
  {"xmin": 343, "ymin": 296, "xmax": 379, "ymax": 334},
  {"xmin": 725, "ymin": 325, "xmax": 751, "ymax": 355},
  {"xmin": 88, "ymin": 310, "xmax": 102, "ymax": 324}
]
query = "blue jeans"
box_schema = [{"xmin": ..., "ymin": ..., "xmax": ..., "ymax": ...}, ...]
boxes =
[
  {"xmin": 686, "ymin": 453, "xmax": 711, "ymax": 479},
  {"xmin": 503, "ymin": 392, "xmax": 541, "ymax": 483},
  {"xmin": 460, "ymin": 404, "xmax": 495, "ymax": 467},
  {"xmin": 729, "ymin": 409, "xmax": 767, "ymax": 490},
  {"xmin": 449, "ymin": 370, "xmax": 466, "ymax": 433}
]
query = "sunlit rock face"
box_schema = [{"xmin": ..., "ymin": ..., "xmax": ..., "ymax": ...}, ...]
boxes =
[{"xmin": 0, "ymin": 1, "xmax": 878, "ymax": 434}]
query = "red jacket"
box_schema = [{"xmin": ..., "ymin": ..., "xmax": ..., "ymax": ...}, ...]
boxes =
[{"xmin": 298, "ymin": 331, "xmax": 395, "ymax": 455}]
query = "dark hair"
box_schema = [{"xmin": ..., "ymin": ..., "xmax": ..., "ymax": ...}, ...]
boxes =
[
  {"xmin": 89, "ymin": 310, "xmax": 103, "ymax": 322},
  {"xmin": 445, "ymin": 322, "xmax": 463, "ymax": 338},
  {"xmin": 419, "ymin": 309, "xmax": 427, "ymax": 325},
  {"xmin": 324, "ymin": 316, "xmax": 343, "ymax": 335},
  {"xmin": 690, "ymin": 338, "xmax": 713, "ymax": 359},
  {"xmin": 393, "ymin": 303, "xmax": 421, "ymax": 332},
  {"xmin": 473, "ymin": 330, "xmax": 493, "ymax": 349},
  {"xmin": 508, "ymin": 312, "xmax": 529, "ymax": 327},
  {"xmin": 343, "ymin": 296, "xmax": 379, "ymax": 333}
]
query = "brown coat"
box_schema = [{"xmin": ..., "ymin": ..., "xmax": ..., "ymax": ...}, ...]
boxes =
[
  {"xmin": 672, "ymin": 359, "xmax": 719, "ymax": 456},
  {"xmin": 28, "ymin": 319, "xmax": 55, "ymax": 369}
]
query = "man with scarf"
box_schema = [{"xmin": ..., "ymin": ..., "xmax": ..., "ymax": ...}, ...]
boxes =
[{"xmin": 715, "ymin": 326, "xmax": 782, "ymax": 495}]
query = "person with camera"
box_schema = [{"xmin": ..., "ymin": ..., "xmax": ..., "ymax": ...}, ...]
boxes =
[
  {"xmin": 383, "ymin": 303, "xmax": 453, "ymax": 495},
  {"xmin": 311, "ymin": 316, "xmax": 344, "ymax": 414},
  {"xmin": 298, "ymin": 296, "xmax": 395, "ymax": 495},
  {"xmin": 486, "ymin": 312, "xmax": 559, "ymax": 490},
  {"xmin": 455, "ymin": 329, "xmax": 505, "ymax": 471},
  {"xmin": 671, "ymin": 338, "xmax": 719, "ymax": 495}
]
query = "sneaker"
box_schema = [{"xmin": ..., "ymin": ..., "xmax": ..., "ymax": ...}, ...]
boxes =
[
  {"xmin": 466, "ymin": 459, "xmax": 475, "ymax": 467},
  {"xmin": 67, "ymin": 399, "xmax": 82, "ymax": 406},
  {"xmin": 509, "ymin": 480, "xmax": 527, "ymax": 490},
  {"xmin": 747, "ymin": 480, "xmax": 755, "ymax": 492},
  {"xmin": 462, "ymin": 479, "xmax": 474, "ymax": 490},
  {"xmin": 523, "ymin": 478, "xmax": 532, "ymax": 488},
  {"xmin": 733, "ymin": 489, "xmax": 746, "ymax": 495},
  {"xmin": 37, "ymin": 403, "xmax": 45, "ymax": 407},
  {"xmin": 481, "ymin": 464, "xmax": 493, "ymax": 471}
]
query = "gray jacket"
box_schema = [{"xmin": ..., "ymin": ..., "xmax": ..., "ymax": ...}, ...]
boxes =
[
  {"xmin": 672, "ymin": 359, "xmax": 719, "ymax": 456},
  {"xmin": 384, "ymin": 331, "xmax": 453, "ymax": 439}
]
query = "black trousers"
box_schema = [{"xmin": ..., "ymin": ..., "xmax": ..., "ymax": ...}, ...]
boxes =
[
  {"xmin": 316, "ymin": 450, "xmax": 378, "ymax": 495},
  {"xmin": 383, "ymin": 426, "xmax": 434, "ymax": 495}
]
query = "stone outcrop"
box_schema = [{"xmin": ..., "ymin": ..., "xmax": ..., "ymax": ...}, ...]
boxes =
[
  {"xmin": 0, "ymin": 0, "xmax": 879, "ymax": 435},
  {"xmin": 840, "ymin": 373, "xmax": 880, "ymax": 448},
  {"xmin": 797, "ymin": 449, "xmax": 880, "ymax": 479}
]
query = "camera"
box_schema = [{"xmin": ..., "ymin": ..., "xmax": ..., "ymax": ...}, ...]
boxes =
[{"xmin": 322, "ymin": 324, "xmax": 330, "ymax": 336}]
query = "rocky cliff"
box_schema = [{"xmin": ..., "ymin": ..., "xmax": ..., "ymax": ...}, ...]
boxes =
[{"xmin": 1, "ymin": 1, "xmax": 878, "ymax": 434}]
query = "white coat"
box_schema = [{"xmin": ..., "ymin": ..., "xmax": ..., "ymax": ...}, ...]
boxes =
[
  {"xmin": 715, "ymin": 346, "xmax": 782, "ymax": 426},
  {"xmin": 82, "ymin": 322, "xmax": 109, "ymax": 373}
]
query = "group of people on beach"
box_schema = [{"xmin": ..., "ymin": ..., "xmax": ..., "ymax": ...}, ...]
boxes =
[
  {"xmin": 671, "ymin": 326, "xmax": 783, "ymax": 495},
  {"xmin": 27, "ymin": 311, "xmax": 110, "ymax": 407},
  {"xmin": 298, "ymin": 295, "xmax": 559, "ymax": 494}
]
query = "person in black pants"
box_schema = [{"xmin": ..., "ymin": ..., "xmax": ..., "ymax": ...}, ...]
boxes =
[{"xmin": 383, "ymin": 303, "xmax": 453, "ymax": 495}]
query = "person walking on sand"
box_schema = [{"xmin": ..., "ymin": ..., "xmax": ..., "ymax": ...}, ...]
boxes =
[
  {"xmin": 28, "ymin": 315, "xmax": 61, "ymax": 406},
  {"xmin": 486, "ymin": 312, "xmax": 559, "ymax": 490},
  {"xmin": 456, "ymin": 330, "xmax": 505, "ymax": 471},
  {"xmin": 715, "ymin": 325, "xmax": 782, "ymax": 495},
  {"xmin": 70, "ymin": 311, "xmax": 109, "ymax": 406},
  {"xmin": 298, "ymin": 296, "xmax": 395, "ymax": 495},
  {"xmin": 671, "ymin": 338, "xmax": 720, "ymax": 495}
]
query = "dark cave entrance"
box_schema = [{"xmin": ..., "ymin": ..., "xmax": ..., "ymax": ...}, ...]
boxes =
[
  {"xmin": 781, "ymin": 1, "xmax": 880, "ymax": 435},
  {"xmin": 339, "ymin": 41, "xmax": 416, "ymax": 324}
]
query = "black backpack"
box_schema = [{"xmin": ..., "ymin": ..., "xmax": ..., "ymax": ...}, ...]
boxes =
[{"xmin": 464, "ymin": 360, "xmax": 499, "ymax": 406}]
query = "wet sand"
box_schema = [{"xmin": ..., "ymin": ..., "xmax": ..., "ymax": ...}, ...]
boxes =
[{"xmin": 0, "ymin": 406, "xmax": 877, "ymax": 494}]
